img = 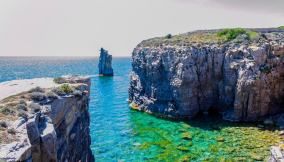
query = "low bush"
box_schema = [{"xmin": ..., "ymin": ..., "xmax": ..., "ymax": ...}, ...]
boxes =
[
  {"xmin": 217, "ymin": 28, "xmax": 261, "ymax": 41},
  {"xmin": 30, "ymin": 92, "xmax": 46, "ymax": 101},
  {"xmin": 28, "ymin": 86, "xmax": 44, "ymax": 93},
  {"xmin": 45, "ymin": 91, "xmax": 59, "ymax": 100},
  {"xmin": 19, "ymin": 99, "xmax": 26, "ymax": 105},
  {"xmin": 247, "ymin": 31, "xmax": 260, "ymax": 40},
  {"xmin": 165, "ymin": 34, "xmax": 172, "ymax": 39},
  {"xmin": 17, "ymin": 103, "xmax": 27, "ymax": 111},
  {"xmin": 61, "ymin": 84, "xmax": 74, "ymax": 93},
  {"xmin": 7, "ymin": 128, "xmax": 16, "ymax": 134},
  {"xmin": 0, "ymin": 121, "xmax": 7, "ymax": 128},
  {"xmin": 217, "ymin": 28, "xmax": 247, "ymax": 41},
  {"xmin": 29, "ymin": 102, "xmax": 41, "ymax": 113},
  {"xmin": 278, "ymin": 26, "xmax": 284, "ymax": 30},
  {"xmin": 53, "ymin": 84, "xmax": 74, "ymax": 95},
  {"xmin": 18, "ymin": 110, "xmax": 28, "ymax": 119},
  {"xmin": 0, "ymin": 106, "xmax": 15, "ymax": 115}
]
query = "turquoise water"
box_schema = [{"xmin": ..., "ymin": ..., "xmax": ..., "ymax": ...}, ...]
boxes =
[{"xmin": 0, "ymin": 57, "xmax": 281, "ymax": 161}]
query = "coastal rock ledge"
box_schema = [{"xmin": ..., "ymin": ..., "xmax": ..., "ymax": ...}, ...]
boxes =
[
  {"xmin": 0, "ymin": 76, "xmax": 94, "ymax": 162},
  {"xmin": 129, "ymin": 28, "xmax": 284, "ymax": 122}
]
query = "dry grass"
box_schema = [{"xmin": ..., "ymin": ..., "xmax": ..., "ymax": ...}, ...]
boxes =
[{"xmin": 139, "ymin": 32, "xmax": 226, "ymax": 47}]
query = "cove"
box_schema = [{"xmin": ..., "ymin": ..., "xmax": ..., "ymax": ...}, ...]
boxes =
[
  {"xmin": 89, "ymin": 59, "xmax": 282, "ymax": 161},
  {"xmin": 0, "ymin": 57, "xmax": 282, "ymax": 161}
]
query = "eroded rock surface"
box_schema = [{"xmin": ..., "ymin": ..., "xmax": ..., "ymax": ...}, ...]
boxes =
[
  {"xmin": 129, "ymin": 29, "xmax": 284, "ymax": 122},
  {"xmin": 98, "ymin": 48, "xmax": 114, "ymax": 76},
  {"xmin": 0, "ymin": 76, "xmax": 94, "ymax": 162}
]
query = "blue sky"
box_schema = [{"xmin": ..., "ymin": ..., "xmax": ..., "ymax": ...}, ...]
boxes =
[{"xmin": 0, "ymin": 0, "xmax": 283, "ymax": 57}]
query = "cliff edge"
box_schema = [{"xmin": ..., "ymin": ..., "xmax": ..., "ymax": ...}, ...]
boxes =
[
  {"xmin": 0, "ymin": 76, "xmax": 94, "ymax": 162},
  {"xmin": 129, "ymin": 28, "xmax": 284, "ymax": 122}
]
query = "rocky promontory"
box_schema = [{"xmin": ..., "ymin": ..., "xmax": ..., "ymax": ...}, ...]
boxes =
[
  {"xmin": 0, "ymin": 76, "xmax": 94, "ymax": 162},
  {"xmin": 98, "ymin": 48, "xmax": 114, "ymax": 76},
  {"xmin": 129, "ymin": 28, "xmax": 284, "ymax": 122}
]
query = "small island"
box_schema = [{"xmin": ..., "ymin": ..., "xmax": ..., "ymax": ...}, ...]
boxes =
[{"xmin": 98, "ymin": 48, "xmax": 114, "ymax": 76}]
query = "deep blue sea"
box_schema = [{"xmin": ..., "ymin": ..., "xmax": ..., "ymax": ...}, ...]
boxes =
[{"xmin": 0, "ymin": 57, "xmax": 280, "ymax": 161}]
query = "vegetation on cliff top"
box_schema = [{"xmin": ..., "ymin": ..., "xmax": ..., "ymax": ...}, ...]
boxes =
[
  {"xmin": 139, "ymin": 28, "xmax": 262, "ymax": 47},
  {"xmin": 0, "ymin": 81, "xmax": 85, "ymax": 144},
  {"xmin": 139, "ymin": 32, "xmax": 226, "ymax": 47},
  {"xmin": 217, "ymin": 28, "xmax": 260, "ymax": 41}
]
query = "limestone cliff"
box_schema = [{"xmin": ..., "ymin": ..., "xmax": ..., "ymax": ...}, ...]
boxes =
[
  {"xmin": 129, "ymin": 28, "xmax": 284, "ymax": 122},
  {"xmin": 98, "ymin": 48, "xmax": 114, "ymax": 76},
  {"xmin": 0, "ymin": 76, "xmax": 94, "ymax": 162}
]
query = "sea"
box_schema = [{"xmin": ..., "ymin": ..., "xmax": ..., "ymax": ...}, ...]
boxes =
[{"xmin": 0, "ymin": 57, "xmax": 281, "ymax": 161}]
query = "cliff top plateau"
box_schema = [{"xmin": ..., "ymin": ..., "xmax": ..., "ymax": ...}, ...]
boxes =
[{"xmin": 138, "ymin": 27, "xmax": 284, "ymax": 48}]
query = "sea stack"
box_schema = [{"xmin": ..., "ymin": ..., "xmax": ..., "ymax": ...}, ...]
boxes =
[{"xmin": 98, "ymin": 48, "xmax": 114, "ymax": 76}]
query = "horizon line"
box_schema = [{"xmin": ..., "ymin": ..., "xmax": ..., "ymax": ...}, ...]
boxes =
[{"xmin": 0, "ymin": 55, "xmax": 131, "ymax": 58}]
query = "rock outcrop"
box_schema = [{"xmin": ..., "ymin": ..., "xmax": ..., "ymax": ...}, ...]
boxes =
[
  {"xmin": 0, "ymin": 76, "xmax": 94, "ymax": 162},
  {"xmin": 129, "ymin": 28, "xmax": 284, "ymax": 122},
  {"xmin": 98, "ymin": 48, "xmax": 114, "ymax": 76}
]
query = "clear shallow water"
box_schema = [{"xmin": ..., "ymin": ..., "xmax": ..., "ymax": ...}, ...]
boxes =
[{"xmin": 0, "ymin": 57, "xmax": 282, "ymax": 161}]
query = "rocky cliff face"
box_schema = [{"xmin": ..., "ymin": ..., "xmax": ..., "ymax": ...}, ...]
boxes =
[
  {"xmin": 98, "ymin": 48, "xmax": 114, "ymax": 76},
  {"xmin": 129, "ymin": 28, "xmax": 284, "ymax": 122},
  {"xmin": 0, "ymin": 76, "xmax": 94, "ymax": 162}
]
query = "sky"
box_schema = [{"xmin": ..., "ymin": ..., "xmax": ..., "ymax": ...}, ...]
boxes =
[{"xmin": 0, "ymin": 0, "xmax": 283, "ymax": 57}]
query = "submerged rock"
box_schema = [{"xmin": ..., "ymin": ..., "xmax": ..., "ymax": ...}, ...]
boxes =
[
  {"xmin": 129, "ymin": 28, "xmax": 284, "ymax": 122},
  {"xmin": 98, "ymin": 48, "xmax": 114, "ymax": 76}
]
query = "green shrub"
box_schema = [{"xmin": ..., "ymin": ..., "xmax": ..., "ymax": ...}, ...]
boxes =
[
  {"xmin": 165, "ymin": 34, "xmax": 172, "ymax": 39},
  {"xmin": 278, "ymin": 26, "xmax": 284, "ymax": 30},
  {"xmin": 53, "ymin": 84, "xmax": 74, "ymax": 95},
  {"xmin": 217, "ymin": 28, "xmax": 261, "ymax": 41},
  {"xmin": 247, "ymin": 31, "xmax": 260, "ymax": 40},
  {"xmin": 60, "ymin": 84, "xmax": 74, "ymax": 94},
  {"xmin": 217, "ymin": 28, "xmax": 247, "ymax": 41}
]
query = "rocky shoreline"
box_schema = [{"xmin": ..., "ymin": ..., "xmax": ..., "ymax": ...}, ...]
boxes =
[{"xmin": 0, "ymin": 76, "xmax": 94, "ymax": 162}]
